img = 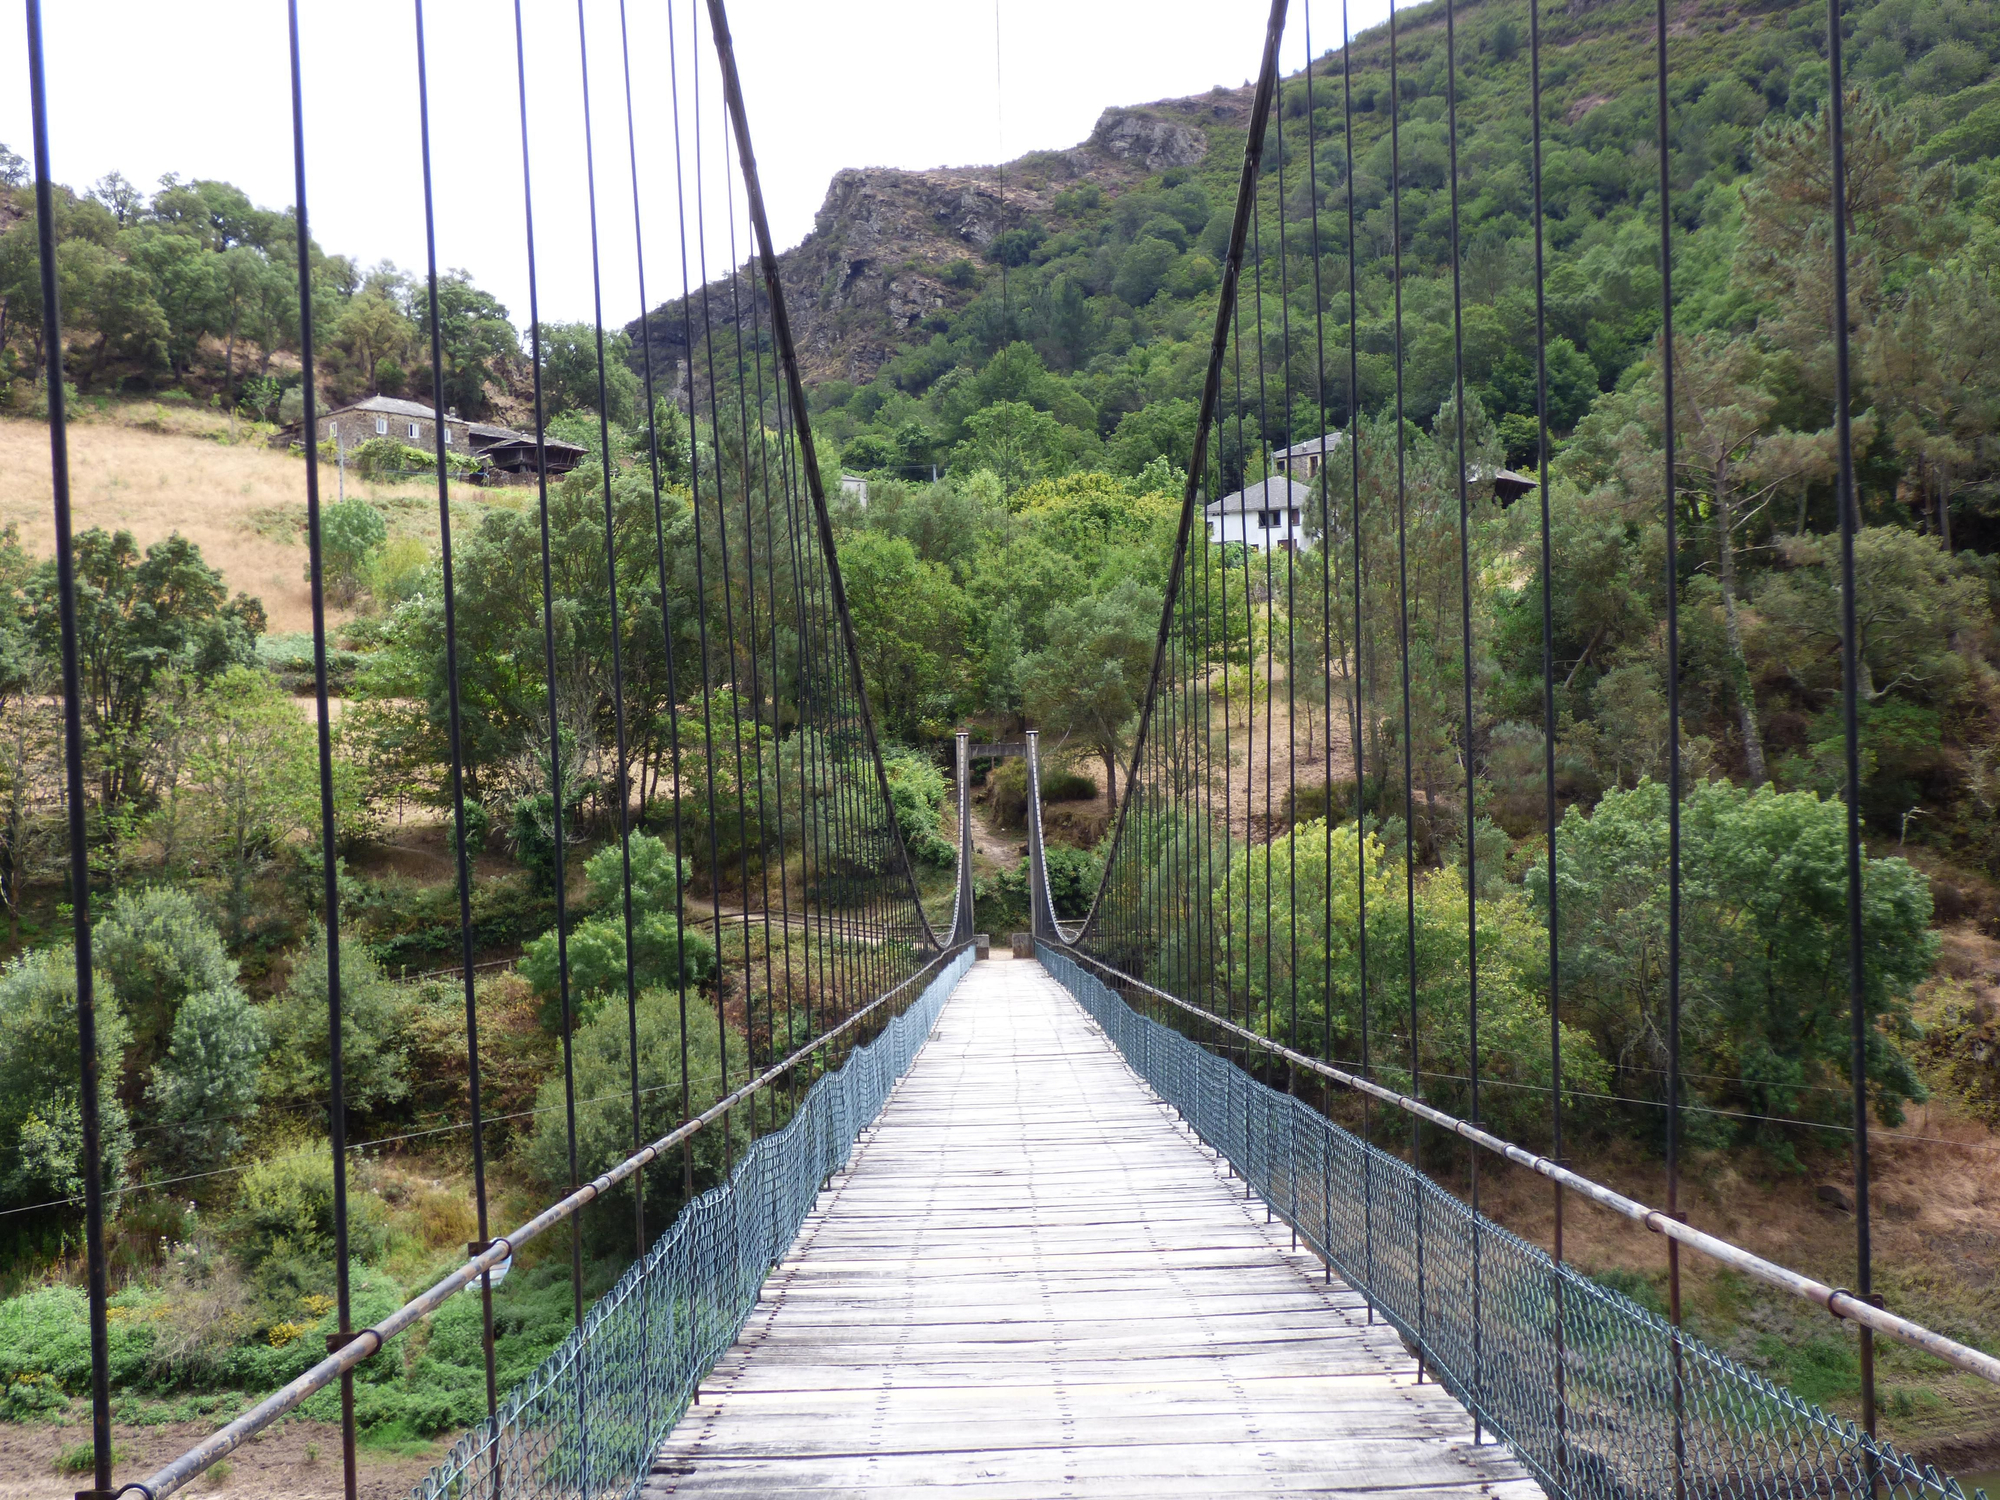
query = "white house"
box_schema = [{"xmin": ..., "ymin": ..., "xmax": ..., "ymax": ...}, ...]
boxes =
[
  {"xmin": 1270, "ymin": 430, "xmax": 1344, "ymax": 480},
  {"xmin": 840, "ymin": 473, "xmax": 869, "ymax": 506},
  {"xmin": 1205, "ymin": 476, "xmax": 1315, "ymax": 553}
]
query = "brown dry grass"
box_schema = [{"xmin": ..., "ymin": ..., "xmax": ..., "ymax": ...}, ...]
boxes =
[
  {"xmin": 0, "ymin": 1417, "xmax": 441, "ymax": 1500},
  {"xmin": 0, "ymin": 408, "xmax": 510, "ymax": 635}
]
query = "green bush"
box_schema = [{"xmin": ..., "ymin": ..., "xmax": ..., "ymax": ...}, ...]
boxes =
[
  {"xmin": 524, "ymin": 985, "xmax": 746, "ymax": 1231},
  {"xmin": 260, "ymin": 930, "xmax": 410, "ymax": 1115},
  {"xmin": 313, "ymin": 498, "xmax": 387, "ymax": 604},
  {"xmin": 517, "ymin": 833, "xmax": 717, "ymax": 1018},
  {"xmin": 148, "ymin": 986, "xmax": 266, "ymax": 1176},
  {"xmin": 0, "ymin": 949, "xmax": 131, "ymax": 1212},
  {"xmin": 230, "ymin": 1144, "xmax": 386, "ymax": 1275},
  {"xmin": 990, "ymin": 759, "xmax": 1029, "ymax": 830},
  {"xmin": 1043, "ymin": 844, "xmax": 1103, "ymax": 919},
  {"xmin": 882, "ymin": 750, "xmax": 955, "ymax": 867},
  {"xmin": 93, "ymin": 885, "xmax": 236, "ymax": 1071},
  {"xmin": 0, "ymin": 1286, "xmax": 155, "ymax": 1403},
  {"xmin": 1041, "ymin": 769, "xmax": 1097, "ymax": 802}
]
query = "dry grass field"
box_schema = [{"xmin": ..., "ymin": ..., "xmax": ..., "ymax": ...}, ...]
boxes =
[{"xmin": 0, "ymin": 405, "xmax": 512, "ymax": 634}]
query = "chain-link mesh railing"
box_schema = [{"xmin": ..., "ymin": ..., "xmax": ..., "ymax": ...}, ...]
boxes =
[
  {"xmin": 405, "ymin": 946, "xmax": 972, "ymax": 1500},
  {"xmin": 1041, "ymin": 947, "xmax": 1976, "ymax": 1500}
]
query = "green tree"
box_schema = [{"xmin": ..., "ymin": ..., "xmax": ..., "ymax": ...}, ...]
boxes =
[
  {"xmin": 1113, "ymin": 238, "xmax": 1179, "ymax": 307},
  {"xmin": 1106, "ymin": 399, "xmax": 1198, "ymax": 477},
  {"xmin": 836, "ymin": 531, "xmax": 970, "ymax": 741},
  {"xmin": 0, "ymin": 948, "xmax": 131, "ymax": 1213},
  {"xmin": 538, "ymin": 321, "xmax": 641, "ymax": 426},
  {"xmin": 24, "ymin": 529, "xmax": 264, "ymax": 807},
  {"xmin": 951, "ymin": 402, "xmax": 1088, "ymax": 492},
  {"xmin": 1526, "ymin": 780, "xmax": 1934, "ymax": 1155},
  {"xmin": 141, "ymin": 666, "xmax": 327, "ymax": 941},
  {"xmin": 314, "ymin": 498, "xmax": 388, "ymax": 606},
  {"xmin": 92, "ymin": 885, "xmax": 237, "ymax": 1082},
  {"xmin": 260, "ymin": 928, "xmax": 411, "ymax": 1116},
  {"xmin": 148, "ymin": 985, "xmax": 265, "ymax": 1176},
  {"xmin": 1021, "ymin": 577, "xmax": 1161, "ymax": 809},
  {"xmin": 525, "ymin": 983, "xmax": 746, "ymax": 1231},
  {"xmin": 518, "ymin": 833, "xmax": 718, "ymax": 1014},
  {"xmin": 415, "ymin": 271, "xmax": 519, "ymax": 419},
  {"xmin": 1212, "ymin": 821, "xmax": 1606, "ymax": 1139}
]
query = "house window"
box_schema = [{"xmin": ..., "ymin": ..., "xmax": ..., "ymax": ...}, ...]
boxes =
[
  {"xmin": 375, "ymin": 417, "xmax": 389, "ymax": 435},
  {"xmin": 408, "ymin": 422, "xmax": 421, "ymax": 439},
  {"xmin": 1257, "ymin": 509, "xmax": 1278, "ymax": 529},
  {"xmin": 443, "ymin": 427, "xmax": 453, "ymax": 445},
  {"xmin": 1289, "ymin": 509, "xmax": 1301, "ymax": 524}
]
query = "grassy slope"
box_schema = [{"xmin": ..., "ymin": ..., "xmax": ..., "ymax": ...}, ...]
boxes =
[{"xmin": 0, "ymin": 404, "xmax": 514, "ymax": 637}]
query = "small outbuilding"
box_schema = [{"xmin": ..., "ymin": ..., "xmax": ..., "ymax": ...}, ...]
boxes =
[{"xmin": 1269, "ymin": 430, "xmax": 1344, "ymax": 481}]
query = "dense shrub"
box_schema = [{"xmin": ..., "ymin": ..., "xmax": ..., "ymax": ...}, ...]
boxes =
[
  {"xmin": 517, "ymin": 833, "xmax": 718, "ymax": 1020},
  {"xmin": 0, "ymin": 948, "xmax": 131, "ymax": 1213},
  {"xmin": 524, "ymin": 984, "xmax": 746, "ymax": 1235},
  {"xmin": 92, "ymin": 885, "xmax": 236, "ymax": 1070},
  {"xmin": 1041, "ymin": 768, "xmax": 1098, "ymax": 802},
  {"xmin": 260, "ymin": 930, "xmax": 411, "ymax": 1115}
]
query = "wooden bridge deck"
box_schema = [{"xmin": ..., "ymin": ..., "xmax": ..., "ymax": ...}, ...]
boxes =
[{"xmin": 646, "ymin": 957, "xmax": 1537, "ymax": 1498}]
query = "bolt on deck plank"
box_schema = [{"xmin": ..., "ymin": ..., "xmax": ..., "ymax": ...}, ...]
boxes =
[{"xmin": 646, "ymin": 958, "xmax": 1536, "ymax": 1498}]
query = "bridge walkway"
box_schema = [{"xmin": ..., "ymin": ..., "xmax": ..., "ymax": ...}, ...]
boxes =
[{"xmin": 645, "ymin": 957, "xmax": 1536, "ymax": 1498}]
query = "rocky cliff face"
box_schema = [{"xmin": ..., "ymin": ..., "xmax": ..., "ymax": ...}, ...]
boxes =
[{"xmin": 630, "ymin": 90, "xmax": 1252, "ymax": 391}]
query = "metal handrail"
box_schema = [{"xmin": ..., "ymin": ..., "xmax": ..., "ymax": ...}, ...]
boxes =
[{"xmin": 1052, "ymin": 943, "xmax": 2000, "ymax": 1390}]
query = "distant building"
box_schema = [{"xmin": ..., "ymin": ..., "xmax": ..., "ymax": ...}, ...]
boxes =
[
  {"xmin": 1269, "ymin": 431, "xmax": 1344, "ymax": 480},
  {"xmin": 1205, "ymin": 477, "xmax": 1314, "ymax": 553},
  {"xmin": 288, "ymin": 395, "xmax": 473, "ymax": 455},
  {"xmin": 1487, "ymin": 467, "xmax": 1538, "ymax": 507},
  {"xmin": 273, "ymin": 395, "xmax": 586, "ymax": 480},
  {"xmin": 467, "ymin": 422, "xmax": 589, "ymax": 479},
  {"xmin": 840, "ymin": 473, "xmax": 869, "ymax": 506}
]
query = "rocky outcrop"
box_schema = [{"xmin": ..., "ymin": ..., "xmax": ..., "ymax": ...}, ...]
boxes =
[
  {"xmin": 1085, "ymin": 108, "xmax": 1211, "ymax": 171},
  {"xmin": 628, "ymin": 83, "xmax": 1255, "ymax": 387}
]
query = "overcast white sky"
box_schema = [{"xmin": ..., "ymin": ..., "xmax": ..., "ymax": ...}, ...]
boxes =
[{"xmin": 2, "ymin": 0, "xmax": 1384, "ymax": 331}]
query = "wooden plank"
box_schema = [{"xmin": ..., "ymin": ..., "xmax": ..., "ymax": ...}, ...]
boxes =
[{"xmin": 645, "ymin": 959, "xmax": 1531, "ymax": 1499}]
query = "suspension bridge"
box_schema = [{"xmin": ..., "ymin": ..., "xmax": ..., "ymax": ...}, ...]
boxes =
[{"xmin": 16, "ymin": 0, "xmax": 2000, "ymax": 1495}]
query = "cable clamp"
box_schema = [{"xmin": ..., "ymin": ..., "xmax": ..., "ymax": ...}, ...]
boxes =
[{"xmin": 325, "ymin": 1331, "xmax": 363, "ymax": 1353}]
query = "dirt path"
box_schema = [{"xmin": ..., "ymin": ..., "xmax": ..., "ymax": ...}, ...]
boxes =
[{"xmin": 0, "ymin": 1418, "xmax": 442, "ymax": 1500}]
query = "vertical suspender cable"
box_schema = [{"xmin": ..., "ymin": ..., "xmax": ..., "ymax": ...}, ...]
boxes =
[
  {"xmin": 1301, "ymin": 1, "xmax": 1335, "ymax": 1073},
  {"xmin": 681, "ymin": 0, "xmax": 737, "ymax": 1173},
  {"xmin": 626, "ymin": 0, "xmax": 699, "ymax": 1202},
  {"xmin": 409, "ymin": 0, "xmax": 500, "ymax": 1433},
  {"xmin": 1654, "ymin": 0, "xmax": 1688, "ymax": 1489},
  {"xmin": 1273, "ymin": 87, "xmax": 1301, "ymax": 1066},
  {"xmin": 1256, "ymin": 191, "xmax": 1272, "ymax": 1048},
  {"xmin": 1442, "ymin": 0, "xmax": 1483, "ymax": 1433},
  {"xmin": 1825, "ymin": 0, "xmax": 1878, "ymax": 1453},
  {"xmin": 570, "ymin": 0, "xmax": 650, "ymax": 1254},
  {"xmin": 1387, "ymin": 0, "xmax": 1425, "ymax": 1371},
  {"xmin": 279, "ymin": 10, "xmax": 360, "ymax": 1494},
  {"xmin": 1529, "ymin": 0, "xmax": 1568, "ymax": 1469},
  {"xmin": 1338, "ymin": 0, "xmax": 1374, "ymax": 1320},
  {"xmin": 720, "ymin": 145, "xmax": 780, "ymax": 1121},
  {"xmin": 23, "ymin": 7, "xmax": 114, "ymax": 1493},
  {"xmin": 510, "ymin": 0, "xmax": 586, "ymax": 1340}
]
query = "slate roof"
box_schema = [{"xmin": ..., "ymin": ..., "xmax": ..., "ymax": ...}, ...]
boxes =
[{"xmin": 1203, "ymin": 477, "xmax": 1315, "ymax": 516}]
